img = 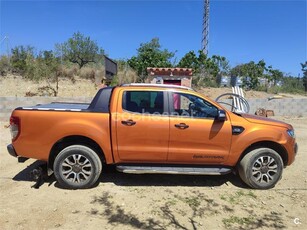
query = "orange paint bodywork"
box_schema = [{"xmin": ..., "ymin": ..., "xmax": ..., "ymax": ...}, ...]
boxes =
[
  {"xmin": 12, "ymin": 110, "xmax": 113, "ymax": 163},
  {"xmin": 11, "ymin": 86, "xmax": 297, "ymax": 167}
]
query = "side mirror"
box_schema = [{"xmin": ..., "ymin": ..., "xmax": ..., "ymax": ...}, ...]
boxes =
[{"xmin": 217, "ymin": 110, "xmax": 226, "ymax": 121}]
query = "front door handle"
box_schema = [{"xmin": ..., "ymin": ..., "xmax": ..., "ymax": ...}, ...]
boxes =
[
  {"xmin": 121, "ymin": 119, "xmax": 136, "ymax": 126},
  {"xmin": 175, "ymin": 123, "xmax": 189, "ymax": 129}
]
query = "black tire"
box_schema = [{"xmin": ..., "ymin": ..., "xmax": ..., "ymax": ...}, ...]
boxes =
[
  {"xmin": 54, "ymin": 145, "xmax": 102, "ymax": 189},
  {"xmin": 238, "ymin": 148, "xmax": 284, "ymax": 189}
]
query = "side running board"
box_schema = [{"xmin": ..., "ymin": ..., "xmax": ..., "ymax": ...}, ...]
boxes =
[{"xmin": 116, "ymin": 165, "xmax": 232, "ymax": 175}]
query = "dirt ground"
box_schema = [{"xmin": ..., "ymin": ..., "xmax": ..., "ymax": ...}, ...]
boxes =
[{"xmin": 0, "ymin": 116, "xmax": 306, "ymax": 230}]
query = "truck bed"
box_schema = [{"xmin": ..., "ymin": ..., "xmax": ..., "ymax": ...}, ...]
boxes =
[
  {"xmin": 17, "ymin": 87, "xmax": 114, "ymax": 113},
  {"xmin": 22, "ymin": 102, "xmax": 90, "ymax": 111}
]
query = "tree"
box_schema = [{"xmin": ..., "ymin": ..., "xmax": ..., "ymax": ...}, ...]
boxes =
[
  {"xmin": 212, "ymin": 55, "xmax": 230, "ymax": 75},
  {"xmin": 127, "ymin": 38, "xmax": 175, "ymax": 82},
  {"xmin": 177, "ymin": 50, "xmax": 222, "ymax": 77},
  {"xmin": 10, "ymin": 45, "xmax": 34, "ymax": 74},
  {"xmin": 230, "ymin": 60, "xmax": 267, "ymax": 89},
  {"xmin": 302, "ymin": 61, "xmax": 307, "ymax": 93},
  {"xmin": 177, "ymin": 50, "xmax": 223, "ymax": 87},
  {"xmin": 267, "ymin": 67, "xmax": 283, "ymax": 86},
  {"xmin": 56, "ymin": 32, "xmax": 103, "ymax": 69},
  {"xmin": 177, "ymin": 51, "xmax": 199, "ymax": 71},
  {"xmin": 201, "ymin": 55, "xmax": 219, "ymax": 79}
]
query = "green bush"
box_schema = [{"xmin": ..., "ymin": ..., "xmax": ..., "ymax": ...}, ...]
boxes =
[
  {"xmin": 11, "ymin": 45, "xmax": 34, "ymax": 75},
  {"xmin": 110, "ymin": 75, "xmax": 119, "ymax": 86},
  {"xmin": 279, "ymin": 77, "xmax": 304, "ymax": 94},
  {"xmin": 25, "ymin": 53, "xmax": 59, "ymax": 82},
  {"xmin": 192, "ymin": 74, "xmax": 219, "ymax": 88},
  {"xmin": 267, "ymin": 86, "xmax": 281, "ymax": 94},
  {"xmin": 0, "ymin": 55, "xmax": 11, "ymax": 76},
  {"xmin": 255, "ymin": 84, "xmax": 267, "ymax": 92}
]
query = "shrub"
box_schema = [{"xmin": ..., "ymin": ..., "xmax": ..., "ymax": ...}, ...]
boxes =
[
  {"xmin": 24, "ymin": 50, "xmax": 59, "ymax": 82},
  {"xmin": 192, "ymin": 74, "xmax": 219, "ymax": 88},
  {"xmin": 11, "ymin": 45, "xmax": 34, "ymax": 75},
  {"xmin": 279, "ymin": 77, "xmax": 304, "ymax": 94},
  {"xmin": 25, "ymin": 56, "xmax": 58, "ymax": 82},
  {"xmin": 57, "ymin": 65, "xmax": 77, "ymax": 83},
  {"xmin": 110, "ymin": 75, "xmax": 119, "ymax": 86},
  {"xmin": 116, "ymin": 69, "xmax": 138, "ymax": 85},
  {"xmin": 267, "ymin": 85, "xmax": 281, "ymax": 94},
  {"xmin": 0, "ymin": 55, "xmax": 11, "ymax": 76},
  {"xmin": 25, "ymin": 91, "xmax": 38, "ymax": 97},
  {"xmin": 94, "ymin": 68, "xmax": 105, "ymax": 84},
  {"xmin": 79, "ymin": 67, "xmax": 96, "ymax": 81},
  {"xmin": 37, "ymin": 86, "xmax": 57, "ymax": 96}
]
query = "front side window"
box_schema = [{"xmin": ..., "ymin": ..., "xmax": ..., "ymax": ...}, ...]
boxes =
[
  {"xmin": 122, "ymin": 91, "xmax": 164, "ymax": 114},
  {"xmin": 171, "ymin": 93, "xmax": 218, "ymax": 119}
]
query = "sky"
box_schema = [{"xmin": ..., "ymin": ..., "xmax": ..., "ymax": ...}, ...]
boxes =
[{"xmin": 0, "ymin": 0, "xmax": 306, "ymax": 76}]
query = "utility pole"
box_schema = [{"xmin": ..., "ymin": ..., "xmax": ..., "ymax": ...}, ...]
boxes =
[
  {"xmin": 202, "ymin": 0, "xmax": 210, "ymax": 56},
  {"xmin": 0, "ymin": 35, "xmax": 10, "ymax": 59}
]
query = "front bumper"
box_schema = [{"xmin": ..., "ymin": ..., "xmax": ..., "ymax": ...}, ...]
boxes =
[{"xmin": 7, "ymin": 144, "xmax": 18, "ymax": 158}]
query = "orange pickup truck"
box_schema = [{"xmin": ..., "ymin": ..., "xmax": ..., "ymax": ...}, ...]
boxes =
[{"xmin": 7, "ymin": 84, "xmax": 297, "ymax": 189}]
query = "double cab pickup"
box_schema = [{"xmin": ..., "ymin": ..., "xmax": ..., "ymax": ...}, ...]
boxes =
[{"xmin": 7, "ymin": 84, "xmax": 297, "ymax": 189}]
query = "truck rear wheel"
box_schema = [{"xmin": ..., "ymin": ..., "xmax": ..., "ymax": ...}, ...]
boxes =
[
  {"xmin": 54, "ymin": 145, "xmax": 102, "ymax": 189},
  {"xmin": 238, "ymin": 148, "xmax": 284, "ymax": 189}
]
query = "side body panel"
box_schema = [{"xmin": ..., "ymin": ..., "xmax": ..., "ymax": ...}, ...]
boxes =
[
  {"xmin": 168, "ymin": 117, "xmax": 232, "ymax": 164},
  {"xmin": 11, "ymin": 110, "xmax": 113, "ymax": 163},
  {"xmin": 167, "ymin": 91, "xmax": 232, "ymax": 164},
  {"xmin": 111, "ymin": 88, "xmax": 169, "ymax": 162},
  {"xmin": 223, "ymin": 113, "xmax": 296, "ymax": 166}
]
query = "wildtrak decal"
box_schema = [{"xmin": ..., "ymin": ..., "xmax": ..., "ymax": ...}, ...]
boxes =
[{"xmin": 193, "ymin": 155, "xmax": 224, "ymax": 159}]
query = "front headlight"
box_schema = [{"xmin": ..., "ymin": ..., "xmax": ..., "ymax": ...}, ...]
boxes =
[{"xmin": 287, "ymin": 129, "xmax": 295, "ymax": 138}]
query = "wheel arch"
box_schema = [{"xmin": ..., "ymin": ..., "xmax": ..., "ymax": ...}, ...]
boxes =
[
  {"xmin": 237, "ymin": 141, "xmax": 288, "ymax": 167},
  {"xmin": 48, "ymin": 135, "xmax": 105, "ymax": 170}
]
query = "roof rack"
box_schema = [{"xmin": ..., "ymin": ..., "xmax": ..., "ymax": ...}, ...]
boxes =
[{"xmin": 121, "ymin": 83, "xmax": 194, "ymax": 91}]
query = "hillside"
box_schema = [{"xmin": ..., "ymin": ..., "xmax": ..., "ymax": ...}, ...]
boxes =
[{"xmin": 0, "ymin": 74, "xmax": 306, "ymax": 100}]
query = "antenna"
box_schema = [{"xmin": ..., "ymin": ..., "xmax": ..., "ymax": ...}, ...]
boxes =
[
  {"xmin": 202, "ymin": 0, "xmax": 210, "ymax": 56},
  {"xmin": 0, "ymin": 35, "xmax": 10, "ymax": 58}
]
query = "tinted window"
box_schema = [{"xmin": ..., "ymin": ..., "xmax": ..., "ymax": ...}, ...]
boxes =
[
  {"xmin": 171, "ymin": 93, "xmax": 218, "ymax": 118},
  {"xmin": 123, "ymin": 91, "xmax": 164, "ymax": 114}
]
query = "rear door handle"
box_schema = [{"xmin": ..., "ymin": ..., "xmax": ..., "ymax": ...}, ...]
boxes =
[
  {"xmin": 121, "ymin": 119, "xmax": 136, "ymax": 126},
  {"xmin": 175, "ymin": 123, "xmax": 189, "ymax": 129}
]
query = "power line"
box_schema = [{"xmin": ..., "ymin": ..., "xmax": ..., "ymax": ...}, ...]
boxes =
[{"xmin": 0, "ymin": 35, "xmax": 11, "ymax": 57}]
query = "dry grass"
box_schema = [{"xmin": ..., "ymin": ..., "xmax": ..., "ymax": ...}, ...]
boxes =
[
  {"xmin": 57, "ymin": 65, "xmax": 78, "ymax": 83},
  {"xmin": 0, "ymin": 74, "xmax": 98, "ymax": 97},
  {"xmin": 78, "ymin": 67, "xmax": 96, "ymax": 81},
  {"xmin": 1, "ymin": 74, "xmax": 306, "ymax": 99},
  {"xmin": 116, "ymin": 69, "xmax": 138, "ymax": 84}
]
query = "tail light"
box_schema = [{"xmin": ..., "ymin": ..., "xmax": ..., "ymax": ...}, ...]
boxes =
[{"xmin": 10, "ymin": 116, "xmax": 20, "ymax": 141}]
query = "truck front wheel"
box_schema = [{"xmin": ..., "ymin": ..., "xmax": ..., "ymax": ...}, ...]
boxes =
[
  {"xmin": 54, "ymin": 145, "xmax": 102, "ymax": 189},
  {"xmin": 238, "ymin": 148, "xmax": 284, "ymax": 189}
]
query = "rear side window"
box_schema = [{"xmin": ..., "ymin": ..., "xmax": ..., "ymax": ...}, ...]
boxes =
[{"xmin": 122, "ymin": 91, "xmax": 164, "ymax": 114}]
